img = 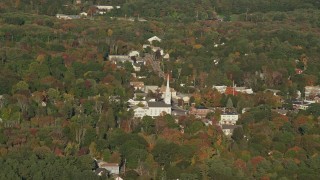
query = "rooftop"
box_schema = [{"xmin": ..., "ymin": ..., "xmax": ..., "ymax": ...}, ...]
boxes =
[
  {"xmin": 222, "ymin": 112, "xmax": 238, "ymax": 115},
  {"xmin": 148, "ymin": 101, "xmax": 171, "ymax": 107}
]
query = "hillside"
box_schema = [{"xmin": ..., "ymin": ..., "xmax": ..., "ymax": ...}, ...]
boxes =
[{"xmin": 0, "ymin": 1, "xmax": 320, "ymax": 179}]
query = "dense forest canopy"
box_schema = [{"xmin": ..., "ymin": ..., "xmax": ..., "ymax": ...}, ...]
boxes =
[{"xmin": 0, "ymin": 0, "xmax": 320, "ymax": 179}]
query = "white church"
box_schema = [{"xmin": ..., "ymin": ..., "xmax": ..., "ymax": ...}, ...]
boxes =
[{"xmin": 132, "ymin": 76, "xmax": 172, "ymax": 118}]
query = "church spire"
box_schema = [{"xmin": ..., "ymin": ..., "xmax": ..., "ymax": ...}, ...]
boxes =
[{"xmin": 164, "ymin": 75, "xmax": 171, "ymax": 104}]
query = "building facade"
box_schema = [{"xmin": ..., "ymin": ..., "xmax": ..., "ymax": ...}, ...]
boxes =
[{"xmin": 220, "ymin": 112, "xmax": 239, "ymax": 125}]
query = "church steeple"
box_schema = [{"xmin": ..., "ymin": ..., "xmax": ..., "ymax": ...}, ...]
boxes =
[{"xmin": 164, "ymin": 75, "xmax": 171, "ymax": 104}]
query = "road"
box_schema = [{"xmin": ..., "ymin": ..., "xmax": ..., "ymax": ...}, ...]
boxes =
[{"xmin": 144, "ymin": 54, "xmax": 166, "ymax": 79}]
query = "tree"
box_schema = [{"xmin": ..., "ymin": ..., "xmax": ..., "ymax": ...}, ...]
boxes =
[
  {"xmin": 0, "ymin": 50, "xmax": 7, "ymax": 64},
  {"xmin": 226, "ymin": 97, "xmax": 234, "ymax": 109},
  {"xmin": 97, "ymin": 108, "xmax": 115, "ymax": 138},
  {"xmin": 152, "ymin": 140, "xmax": 179, "ymax": 165},
  {"xmin": 141, "ymin": 116, "xmax": 155, "ymax": 134},
  {"xmin": 232, "ymin": 127, "xmax": 244, "ymax": 142},
  {"xmin": 12, "ymin": 81, "xmax": 29, "ymax": 94},
  {"xmin": 306, "ymin": 103, "xmax": 320, "ymax": 118},
  {"xmin": 206, "ymin": 157, "xmax": 240, "ymax": 179}
]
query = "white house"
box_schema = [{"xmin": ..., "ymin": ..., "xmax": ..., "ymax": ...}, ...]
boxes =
[
  {"xmin": 109, "ymin": 55, "xmax": 131, "ymax": 63},
  {"xmin": 95, "ymin": 5, "xmax": 121, "ymax": 11},
  {"xmin": 56, "ymin": 14, "xmax": 80, "ymax": 20},
  {"xmin": 213, "ymin": 85, "xmax": 253, "ymax": 94},
  {"xmin": 80, "ymin": 12, "xmax": 88, "ymax": 17},
  {"xmin": 98, "ymin": 162, "xmax": 120, "ymax": 175},
  {"xmin": 128, "ymin": 99, "xmax": 147, "ymax": 106},
  {"xmin": 305, "ymin": 86, "xmax": 320, "ymax": 98},
  {"xmin": 235, "ymin": 87, "xmax": 254, "ymax": 94},
  {"xmin": 163, "ymin": 53, "xmax": 170, "ymax": 59},
  {"xmin": 129, "ymin": 50, "xmax": 140, "ymax": 57},
  {"xmin": 133, "ymin": 106, "xmax": 147, "ymax": 118},
  {"xmin": 212, "ymin": 85, "xmax": 227, "ymax": 93},
  {"xmin": 148, "ymin": 36, "xmax": 161, "ymax": 44},
  {"xmin": 220, "ymin": 112, "xmax": 239, "ymax": 125}
]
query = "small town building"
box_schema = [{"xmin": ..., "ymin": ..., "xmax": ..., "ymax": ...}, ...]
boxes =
[
  {"xmin": 189, "ymin": 105, "xmax": 212, "ymax": 118},
  {"xmin": 292, "ymin": 100, "xmax": 312, "ymax": 110},
  {"xmin": 109, "ymin": 55, "xmax": 131, "ymax": 63},
  {"xmin": 56, "ymin": 14, "xmax": 80, "ymax": 20},
  {"xmin": 305, "ymin": 86, "xmax": 320, "ymax": 98},
  {"xmin": 129, "ymin": 50, "xmax": 140, "ymax": 57},
  {"xmin": 144, "ymin": 86, "xmax": 159, "ymax": 93},
  {"xmin": 264, "ymin": 89, "xmax": 281, "ymax": 96},
  {"xmin": 130, "ymin": 81, "xmax": 145, "ymax": 91},
  {"xmin": 212, "ymin": 85, "xmax": 253, "ymax": 95},
  {"xmin": 148, "ymin": 36, "xmax": 162, "ymax": 44},
  {"xmin": 95, "ymin": 5, "xmax": 121, "ymax": 12},
  {"xmin": 97, "ymin": 161, "xmax": 120, "ymax": 175},
  {"xmin": 80, "ymin": 12, "xmax": 88, "ymax": 17},
  {"xmin": 220, "ymin": 112, "xmax": 239, "ymax": 125}
]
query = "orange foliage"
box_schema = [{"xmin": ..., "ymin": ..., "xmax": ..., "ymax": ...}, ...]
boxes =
[
  {"xmin": 272, "ymin": 115, "xmax": 288, "ymax": 129},
  {"xmin": 40, "ymin": 76, "xmax": 58, "ymax": 86},
  {"xmin": 193, "ymin": 44, "xmax": 203, "ymax": 49},
  {"xmin": 234, "ymin": 159, "xmax": 247, "ymax": 171},
  {"xmin": 54, "ymin": 148, "xmax": 64, "ymax": 157},
  {"xmin": 102, "ymin": 74, "xmax": 115, "ymax": 84},
  {"xmin": 160, "ymin": 128, "xmax": 183, "ymax": 144},
  {"xmin": 293, "ymin": 115, "xmax": 309, "ymax": 129},
  {"xmin": 31, "ymin": 116, "xmax": 55, "ymax": 128},
  {"xmin": 304, "ymin": 74, "xmax": 317, "ymax": 86},
  {"xmin": 61, "ymin": 22, "xmax": 76, "ymax": 31},
  {"xmin": 261, "ymin": 176, "xmax": 270, "ymax": 180},
  {"xmin": 288, "ymin": 146, "xmax": 302, "ymax": 152},
  {"xmin": 216, "ymin": 135, "xmax": 222, "ymax": 146}
]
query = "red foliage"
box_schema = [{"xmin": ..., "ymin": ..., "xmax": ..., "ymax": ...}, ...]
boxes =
[
  {"xmin": 54, "ymin": 148, "xmax": 64, "ymax": 156},
  {"xmin": 250, "ymin": 156, "xmax": 265, "ymax": 167},
  {"xmin": 84, "ymin": 80, "xmax": 92, "ymax": 89},
  {"xmin": 120, "ymin": 120, "xmax": 132, "ymax": 133},
  {"xmin": 29, "ymin": 128, "xmax": 38, "ymax": 136},
  {"xmin": 77, "ymin": 147, "xmax": 89, "ymax": 156}
]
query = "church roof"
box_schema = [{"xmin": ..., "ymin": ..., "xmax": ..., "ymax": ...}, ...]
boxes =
[{"xmin": 148, "ymin": 102, "xmax": 171, "ymax": 107}]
